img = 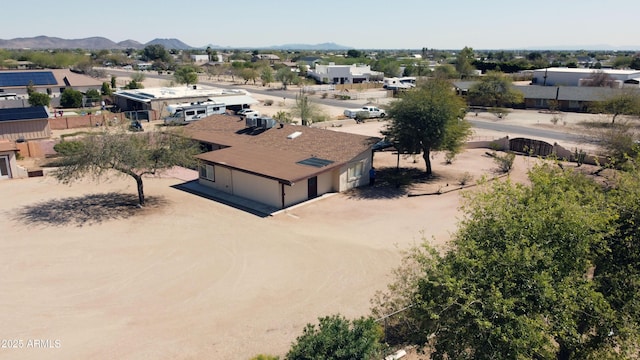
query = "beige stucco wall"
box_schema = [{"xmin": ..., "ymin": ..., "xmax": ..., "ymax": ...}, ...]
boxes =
[
  {"xmin": 232, "ymin": 171, "xmax": 281, "ymax": 208},
  {"xmin": 337, "ymin": 150, "xmax": 373, "ymax": 191},
  {"xmin": 0, "ymin": 119, "xmax": 51, "ymax": 141},
  {"xmin": 199, "ymin": 149, "xmax": 373, "ymax": 209},
  {"xmin": 0, "ymin": 151, "xmax": 18, "ymax": 179}
]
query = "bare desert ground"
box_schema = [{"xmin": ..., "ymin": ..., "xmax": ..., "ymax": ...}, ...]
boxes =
[{"xmin": 0, "ymin": 77, "xmax": 606, "ymax": 360}]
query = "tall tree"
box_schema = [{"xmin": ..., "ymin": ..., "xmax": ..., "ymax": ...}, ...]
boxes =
[
  {"xmin": 275, "ymin": 67, "xmax": 296, "ymax": 90},
  {"xmin": 260, "ymin": 67, "xmax": 274, "ymax": 86},
  {"xmin": 28, "ymin": 92, "xmax": 50, "ymax": 107},
  {"xmin": 291, "ymin": 92, "xmax": 323, "ymax": 126},
  {"xmin": 142, "ymin": 44, "xmax": 170, "ymax": 63},
  {"xmin": 60, "ymin": 88, "xmax": 83, "ymax": 108},
  {"xmin": 174, "ymin": 66, "xmax": 199, "ymax": 86},
  {"xmin": 455, "ymin": 46, "xmax": 476, "ymax": 78},
  {"xmin": 466, "ymin": 71, "xmax": 524, "ymax": 108},
  {"xmin": 239, "ymin": 68, "xmax": 259, "ymax": 85},
  {"xmin": 383, "ymin": 80, "xmax": 471, "ymax": 175},
  {"xmin": 53, "ymin": 128, "xmax": 200, "ymax": 206},
  {"xmin": 286, "ymin": 315, "xmax": 383, "ymax": 360},
  {"xmin": 379, "ymin": 164, "xmax": 634, "ymax": 359}
]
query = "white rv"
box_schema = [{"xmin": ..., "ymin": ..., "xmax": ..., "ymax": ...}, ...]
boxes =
[
  {"xmin": 164, "ymin": 102, "xmax": 226, "ymax": 125},
  {"xmin": 383, "ymin": 77, "xmax": 416, "ymax": 90}
]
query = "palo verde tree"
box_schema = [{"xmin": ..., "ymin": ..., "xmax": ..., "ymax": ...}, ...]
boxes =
[
  {"xmin": 590, "ymin": 90, "xmax": 640, "ymax": 124},
  {"xmin": 260, "ymin": 67, "xmax": 274, "ymax": 86},
  {"xmin": 383, "ymin": 79, "xmax": 471, "ymax": 176},
  {"xmin": 290, "ymin": 92, "xmax": 324, "ymax": 126},
  {"xmin": 286, "ymin": 314, "xmax": 384, "ymax": 360},
  {"xmin": 53, "ymin": 128, "xmax": 200, "ymax": 206},
  {"xmin": 174, "ymin": 66, "xmax": 199, "ymax": 87},
  {"xmin": 275, "ymin": 67, "xmax": 296, "ymax": 90},
  {"xmin": 376, "ymin": 163, "xmax": 640, "ymax": 359},
  {"xmin": 466, "ymin": 71, "xmax": 524, "ymax": 108}
]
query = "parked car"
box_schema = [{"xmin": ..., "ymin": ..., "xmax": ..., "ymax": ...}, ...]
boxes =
[{"xmin": 237, "ymin": 108, "xmax": 257, "ymax": 116}]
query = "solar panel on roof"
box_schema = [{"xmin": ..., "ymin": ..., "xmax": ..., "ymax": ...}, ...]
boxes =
[
  {"xmin": 0, "ymin": 106, "xmax": 49, "ymax": 122},
  {"xmin": 297, "ymin": 157, "xmax": 334, "ymax": 168},
  {"xmin": 0, "ymin": 71, "xmax": 57, "ymax": 87}
]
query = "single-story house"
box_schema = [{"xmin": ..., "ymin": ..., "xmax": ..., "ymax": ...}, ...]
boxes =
[
  {"xmin": 453, "ymin": 80, "xmax": 640, "ymax": 112},
  {"xmin": 307, "ymin": 63, "xmax": 383, "ymax": 84},
  {"xmin": 513, "ymin": 85, "xmax": 640, "ymax": 112},
  {"xmin": 113, "ymin": 86, "xmax": 259, "ymax": 116},
  {"xmin": 185, "ymin": 115, "xmax": 380, "ymax": 210},
  {"xmin": 0, "ymin": 106, "xmax": 51, "ymax": 141},
  {"xmin": 0, "ymin": 69, "xmax": 103, "ymax": 99},
  {"xmin": 531, "ymin": 67, "xmax": 640, "ymax": 87}
]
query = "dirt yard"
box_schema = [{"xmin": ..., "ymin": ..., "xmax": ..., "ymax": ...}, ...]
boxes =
[{"xmin": 0, "ymin": 76, "xmax": 607, "ymax": 360}]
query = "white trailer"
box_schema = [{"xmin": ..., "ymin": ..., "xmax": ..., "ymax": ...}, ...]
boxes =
[{"xmin": 164, "ymin": 102, "xmax": 226, "ymax": 125}]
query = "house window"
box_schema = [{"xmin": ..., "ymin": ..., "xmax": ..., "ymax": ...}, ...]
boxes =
[
  {"xmin": 199, "ymin": 164, "xmax": 214, "ymax": 181},
  {"xmin": 347, "ymin": 161, "xmax": 364, "ymax": 181}
]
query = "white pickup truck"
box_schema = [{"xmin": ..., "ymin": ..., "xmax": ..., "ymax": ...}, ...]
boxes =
[{"xmin": 343, "ymin": 106, "xmax": 386, "ymax": 120}]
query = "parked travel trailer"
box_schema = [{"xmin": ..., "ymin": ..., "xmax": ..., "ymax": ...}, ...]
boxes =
[
  {"xmin": 164, "ymin": 102, "xmax": 226, "ymax": 125},
  {"xmin": 382, "ymin": 77, "xmax": 416, "ymax": 90}
]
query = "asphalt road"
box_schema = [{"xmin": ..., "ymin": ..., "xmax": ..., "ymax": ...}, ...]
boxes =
[{"xmin": 468, "ymin": 119, "xmax": 585, "ymax": 143}]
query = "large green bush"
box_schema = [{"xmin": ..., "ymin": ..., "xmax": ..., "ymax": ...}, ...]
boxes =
[{"xmin": 28, "ymin": 92, "xmax": 50, "ymax": 107}]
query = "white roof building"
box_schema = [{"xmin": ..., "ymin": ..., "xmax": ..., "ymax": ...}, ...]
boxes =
[
  {"xmin": 532, "ymin": 67, "xmax": 640, "ymax": 87},
  {"xmin": 113, "ymin": 85, "xmax": 258, "ymax": 115},
  {"xmin": 307, "ymin": 63, "xmax": 383, "ymax": 84}
]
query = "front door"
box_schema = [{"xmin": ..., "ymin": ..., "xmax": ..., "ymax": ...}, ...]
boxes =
[
  {"xmin": 0, "ymin": 156, "xmax": 11, "ymax": 179},
  {"xmin": 307, "ymin": 176, "xmax": 318, "ymax": 199}
]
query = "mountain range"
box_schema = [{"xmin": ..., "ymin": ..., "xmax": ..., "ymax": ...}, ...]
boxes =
[{"xmin": 0, "ymin": 36, "xmax": 352, "ymax": 51}]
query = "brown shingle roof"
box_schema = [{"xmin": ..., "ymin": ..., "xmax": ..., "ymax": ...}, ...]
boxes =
[{"xmin": 186, "ymin": 114, "xmax": 380, "ymax": 184}]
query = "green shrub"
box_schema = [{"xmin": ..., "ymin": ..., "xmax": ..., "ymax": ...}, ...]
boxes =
[
  {"xmin": 492, "ymin": 151, "xmax": 516, "ymax": 173},
  {"xmin": 249, "ymin": 355, "xmax": 279, "ymax": 360},
  {"xmin": 458, "ymin": 171, "xmax": 473, "ymax": 185},
  {"xmin": 60, "ymin": 88, "xmax": 83, "ymax": 108},
  {"xmin": 28, "ymin": 92, "xmax": 50, "ymax": 107},
  {"xmin": 273, "ymin": 111, "xmax": 293, "ymax": 123},
  {"xmin": 53, "ymin": 140, "xmax": 85, "ymax": 156}
]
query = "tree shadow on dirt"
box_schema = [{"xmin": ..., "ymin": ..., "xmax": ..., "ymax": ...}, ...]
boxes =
[
  {"xmin": 345, "ymin": 167, "xmax": 442, "ymax": 200},
  {"xmin": 12, "ymin": 192, "xmax": 167, "ymax": 228}
]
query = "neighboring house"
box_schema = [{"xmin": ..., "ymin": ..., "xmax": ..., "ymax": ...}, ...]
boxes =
[
  {"xmin": 297, "ymin": 56, "xmax": 323, "ymax": 68},
  {"xmin": 113, "ymin": 85, "xmax": 258, "ymax": 115},
  {"xmin": 185, "ymin": 115, "xmax": 380, "ymax": 210},
  {"xmin": 0, "ymin": 69, "xmax": 103, "ymax": 99},
  {"xmin": 0, "ymin": 106, "xmax": 51, "ymax": 141},
  {"xmin": 0, "ymin": 140, "xmax": 19, "ymax": 180},
  {"xmin": 252, "ymin": 54, "xmax": 280, "ymax": 64},
  {"xmin": 515, "ymin": 85, "xmax": 640, "ymax": 112},
  {"xmin": 531, "ymin": 67, "xmax": 640, "ymax": 87},
  {"xmin": 307, "ymin": 63, "xmax": 383, "ymax": 84},
  {"xmin": 190, "ymin": 55, "xmax": 209, "ymax": 63},
  {"xmin": 453, "ymin": 80, "xmax": 640, "ymax": 112}
]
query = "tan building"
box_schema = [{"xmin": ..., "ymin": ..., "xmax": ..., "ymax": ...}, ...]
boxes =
[
  {"xmin": 0, "ymin": 106, "xmax": 51, "ymax": 141},
  {"xmin": 186, "ymin": 115, "xmax": 380, "ymax": 210}
]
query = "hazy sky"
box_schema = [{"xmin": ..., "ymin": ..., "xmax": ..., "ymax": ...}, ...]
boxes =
[{"xmin": 3, "ymin": 0, "xmax": 639, "ymax": 49}]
